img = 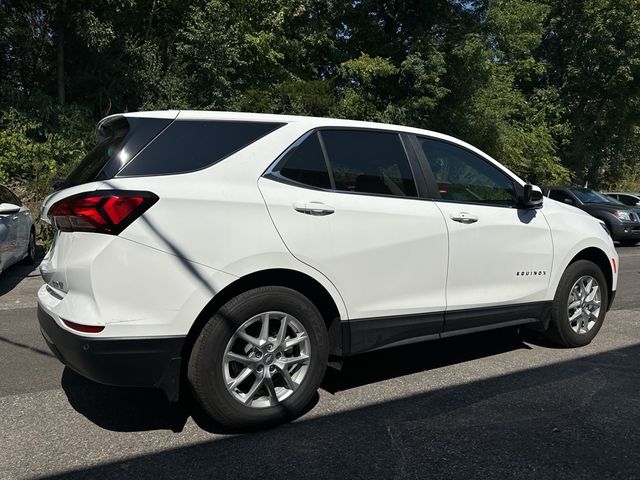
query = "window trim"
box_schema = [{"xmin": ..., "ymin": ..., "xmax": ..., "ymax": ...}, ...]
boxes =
[
  {"xmin": 264, "ymin": 126, "xmax": 426, "ymax": 201},
  {"xmin": 412, "ymin": 134, "xmax": 521, "ymax": 209}
]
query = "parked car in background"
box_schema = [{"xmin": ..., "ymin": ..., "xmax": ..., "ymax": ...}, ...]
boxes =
[
  {"xmin": 606, "ymin": 192, "xmax": 640, "ymax": 207},
  {"xmin": 0, "ymin": 185, "xmax": 36, "ymax": 274},
  {"xmin": 544, "ymin": 186, "xmax": 640, "ymax": 246},
  {"xmin": 39, "ymin": 111, "xmax": 618, "ymax": 430}
]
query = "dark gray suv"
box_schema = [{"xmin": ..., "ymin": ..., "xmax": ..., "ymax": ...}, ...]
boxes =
[{"xmin": 544, "ymin": 187, "xmax": 640, "ymax": 246}]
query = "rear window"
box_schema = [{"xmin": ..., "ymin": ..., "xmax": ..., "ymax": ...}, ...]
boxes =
[
  {"xmin": 63, "ymin": 117, "xmax": 129, "ymax": 188},
  {"xmin": 63, "ymin": 116, "xmax": 172, "ymax": 188},
  {"xmin": 119, "ymin": 120, "xmax": 285, "ymax": 177}
]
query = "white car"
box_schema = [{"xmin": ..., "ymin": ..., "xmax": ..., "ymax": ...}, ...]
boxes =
[
  {"xmin": 38, "ymin": 111, "xmax": 618, "ymax": 430},
  {"xmin": 0, "ymin": 184, "xmax": 36, "ymax": 273}
]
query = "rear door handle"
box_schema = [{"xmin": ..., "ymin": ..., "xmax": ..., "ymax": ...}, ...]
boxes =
[
  {"xmin": 293, "ymin": 201, "xmax": 335, "ymax": 216},
  {"xmin": 450, "ymin": 212, "xmax": 478, "ymax": 224}
]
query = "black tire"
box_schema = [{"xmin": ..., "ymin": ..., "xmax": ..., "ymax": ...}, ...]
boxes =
[
  {"xmin": 544, "ymin": 260, "xmax": 608, "ymax": 347},
  {"xmin": 22, "ymin": 228, "xmax": 36, "ymax": 265},
  {"xmin": 619, "ymin": 240, "xmax": 639, "ymax": 247},
  {"xmin": 187, "ymin": 286, "xmax": 329, "ymax": 431}
]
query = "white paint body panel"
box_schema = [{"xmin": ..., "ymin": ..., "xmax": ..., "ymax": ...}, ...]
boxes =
[
  {"xmin": 37, "ymin": 110, "xmax": 618, "ymax": 341},
  {"xmin": 259, "ymin": 178, "xmax": 448, "ymax": 319},
  {"xmin": 434, "ymin": 202, "xmax": 554, "ymax": 310}
]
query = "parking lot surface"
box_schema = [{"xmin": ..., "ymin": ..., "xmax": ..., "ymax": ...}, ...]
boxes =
[{"xmin": 1, "ymin": 248, "xmax": 639, "ymax": 479}]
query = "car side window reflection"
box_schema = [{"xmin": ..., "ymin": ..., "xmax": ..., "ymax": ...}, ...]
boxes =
[{"xmin": 418, "ymin": 138, "xmax": 515, "ymax": 205}]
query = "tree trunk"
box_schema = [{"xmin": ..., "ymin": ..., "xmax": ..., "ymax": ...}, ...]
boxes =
[
  {"xmin": 55, "ymin": 2, "xmax": 66, "ymax": 106},
  {"xmin": 57, "ymin": 26, "xmax": 65, "ymax": 105}
]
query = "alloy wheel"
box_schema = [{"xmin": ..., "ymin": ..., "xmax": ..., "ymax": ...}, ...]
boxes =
[
  {"xmin": 222, "ymin": 311, "xmax": 311, "ymax": 408},
  {"xmin": 567, "ymin": 275, "xmax": 601, "ymax": 334}
]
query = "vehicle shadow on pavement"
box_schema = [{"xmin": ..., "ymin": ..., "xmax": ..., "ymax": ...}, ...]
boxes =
[
  {"xmin": 60, "ymin": 328, "xmax": 530, "ymax": 435},
  {"xmin": 323, "ymin": 328, "xmax": 531, "ymax": 393},
  {"xmin": 47, "ymin": 340, "xmax": 640, "ymax": 480},
  {"xmin": 61, "ymin": 368, "xmax": 189, "ymax": 433},
  {"xmin": 0, "ymin": 252, "xmax": 43, "ymax": 297}
]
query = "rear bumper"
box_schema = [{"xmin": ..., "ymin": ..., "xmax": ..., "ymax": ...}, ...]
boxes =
[{"xmin": 37, "ymin": 304, "xmax": 185, "ymax": 401}]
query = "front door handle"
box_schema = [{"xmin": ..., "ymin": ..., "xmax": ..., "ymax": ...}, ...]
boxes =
[
  {"xmin": 450, "ymin": 212, "xmax": 478, "ymax": 224},
  {"xmin": 293, "ymin": 201, "xmax": 335, "ymax": 216}
]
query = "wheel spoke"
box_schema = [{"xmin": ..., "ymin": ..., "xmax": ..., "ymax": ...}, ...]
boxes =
[
  {"xmin": 276, "ymin": 316, "xmax": 289, "ymax": 345},
  {"xmin": 259, "ymin": 313, "xmax": 270, "ymax": 342},
  {"xmin": 228, "ymin": 367, "xmax": 253, "ymax": 391},
  {"xmin": 226, "ymin": 351, "xmax": 259, "ymax": 366},
  {"xmin": 264, "ymin": 375, "xmax": 278, "ymax": 405},
  {"xmin": 244, "ymin": 376, "xmax": 265, "ymax": 405},
  {"xmin": 281, "ymin": 353, "xmax": 310, "ymax": 367},
  {"xmin": 568, "ymin": 299, "xmax": 581, "ymax": 310},
  {"xmin": 585, "ymin": 285, "xmax": 599, "ymax": 303},
  {"xmin": 278, "ymin": 365, "xmax": 297, "ymax": 390},
  {"xmin": 284, "ymin": 333, "xmax": 307, "ymax": 349},
  {"xmin": 237, "ymin": 329, "xmax": 261, "ymax": 347},
  {"xmin": 584, "ymin": 278, "xmax": 593, "ymax": 295},
  {"xmin": 569, "ymin": 309, "xmax": 582, "ymax": 322}
]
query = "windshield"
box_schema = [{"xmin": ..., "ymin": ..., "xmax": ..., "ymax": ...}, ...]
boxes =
[{"xmin": 571, "ymin": 188, "xmax": 623, "ymax": 205}]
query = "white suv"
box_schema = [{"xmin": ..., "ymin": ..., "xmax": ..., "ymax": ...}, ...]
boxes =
[{"xmin": 38, "ymin": 111, "xmax": 618, "ymax": 430}]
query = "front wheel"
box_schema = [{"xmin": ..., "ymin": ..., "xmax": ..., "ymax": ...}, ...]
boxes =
[
  {"xmin": 545, "ymin": 260, "xmax": 608, "ymax": 347},
  {"xmin": 187, "ymin": 286, "xmax": 329, "ymax": 431}
]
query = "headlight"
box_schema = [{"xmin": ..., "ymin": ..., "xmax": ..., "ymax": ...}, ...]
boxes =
[
  {"xmin": 613, "ymin": 210, "xmax": 632, "ymax": 222},
  {"xmin": 600, "ymin": 222, "xmax": 611, "ymax": 236}
]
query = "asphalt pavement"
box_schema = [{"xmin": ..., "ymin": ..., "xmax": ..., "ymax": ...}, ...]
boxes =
[{"xmin": 1, "ymin": 247, "xmax": 639, "ymax": 479}]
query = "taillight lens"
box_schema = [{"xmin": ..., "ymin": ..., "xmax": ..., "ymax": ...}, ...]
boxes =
[{"xmin": 49, "ymin": 190, "xmax": 158, "ymax": 235}]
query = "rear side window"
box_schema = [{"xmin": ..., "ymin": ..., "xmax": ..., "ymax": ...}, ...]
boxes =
[
  {"xmin": 321, "ymin": 130, "xmax": 417, "ymax": 197},
  {"xmin": 120, "ymin": 121, "xmax": 284, "ymax": 177},
  {"xmin": 274, "ymin": 129, "xmax": 417, "ymax": 197},
  {"xmin": 278, "ymin": 133, "xmax": 331, "ymax": 189}
]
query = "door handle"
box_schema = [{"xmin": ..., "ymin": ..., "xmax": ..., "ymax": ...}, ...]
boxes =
[
  {"xmin": 450, "ymin": 212, "xmax": 478, "ymax": 224},
  {"xmin": 293, "ymin": 201, "xmax": 335, "ymax": 216}
]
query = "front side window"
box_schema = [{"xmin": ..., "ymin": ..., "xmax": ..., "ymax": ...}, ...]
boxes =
[
  {"xmin": 549, "ymin": 189, "xmax": 574, "ymax": 203},
  {"xmin": 418, "ymin": 138, "xmax": 515, "ymax": 205},
  {"xmin": 320, "ymin": 130, "xmax": 417, "ymax": 197}
]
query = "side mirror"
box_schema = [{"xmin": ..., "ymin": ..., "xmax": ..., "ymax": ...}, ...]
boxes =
[
  {"xmin": 520, "ymin": 184, "xmax": 544, "ymax": 209},
  {"xmin": 563, "ymin": 198, "xmax": 575, "ymax": 205},
  {"xmin": 0, "ymin": 203, "xmax": 21, "ymax": 215}
]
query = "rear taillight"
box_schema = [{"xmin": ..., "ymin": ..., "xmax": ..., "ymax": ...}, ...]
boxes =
[{"xmin": 49, "ymin": 190, "xmax": 158, "ymax": 235}]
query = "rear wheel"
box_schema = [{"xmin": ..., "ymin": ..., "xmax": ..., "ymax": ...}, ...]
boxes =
[
  {"xmin": 188, "ymin": 286, "xmax": 328, "ymax": 430},
  {"xmin": 545, "ymin": 260, "xmax": 608, "ymax": 347}
]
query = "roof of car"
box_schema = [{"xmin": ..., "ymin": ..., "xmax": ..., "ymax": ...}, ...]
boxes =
[{"xmin": 108, "ymin": 109, "xmax": 448, "ymax": 136}]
